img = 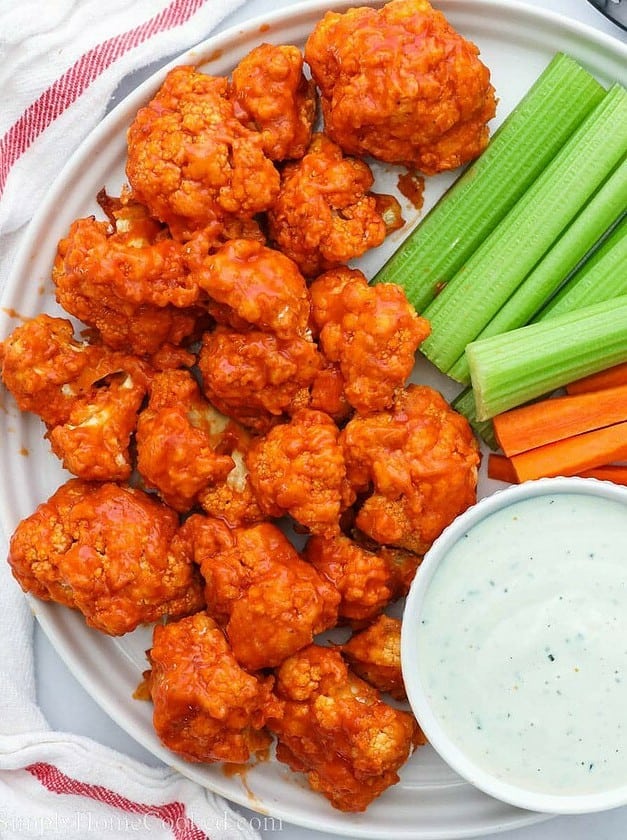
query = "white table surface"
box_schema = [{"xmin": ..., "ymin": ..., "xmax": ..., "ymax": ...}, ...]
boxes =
[{"xmin": 35, "ymin": 1, "xmax": 626, "ymax": 838}]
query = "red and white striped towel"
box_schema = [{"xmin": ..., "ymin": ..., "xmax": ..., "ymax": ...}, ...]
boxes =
[{"xmin": 0, "ymin": 2, "xmax": 268, "ymax": 838}]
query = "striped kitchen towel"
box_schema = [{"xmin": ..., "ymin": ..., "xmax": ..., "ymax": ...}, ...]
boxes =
[{"xmin": 0, "ymin": 0, "xmax": 246, "ymax": 283}]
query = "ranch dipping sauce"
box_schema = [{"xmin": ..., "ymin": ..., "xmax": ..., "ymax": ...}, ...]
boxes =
[{"xmin": 416, "ymin": 491, "xmax": 627, "ymax": 798}]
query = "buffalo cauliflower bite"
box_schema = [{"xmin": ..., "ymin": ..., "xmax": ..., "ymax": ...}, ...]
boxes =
[
  {"xmin": 193, "ymin": 239, "xmax": 311, "ymax": 339},
  {"xmin": 268, "ymin": 133, "xmax": 403, "ymax": 277},
  {"xmin": 341, "ymin": 384, "xmax": 480, "ymax": 553},
  {"xmin": 198, "ymin": 327, "xmax": 322, "ymax": 433},
  {"xmin": 47, "ymin": 366, "xmax": 148, "ymax": 482},
  {"xmin": 303, "ymin": 534, "xmax": 420, "ymax": 623},
  {"xmin": 230, "ymin": 43, "xmax": 316, "ymax": 161},
  {"xmin": 135, "ymin": 369, "xmax": 235, "ymax": 511},
  {"xmin": 0, "ymin": 314, "xmax": 104, "ymax": 427},
  {"xmin": 198, "ymin": 419, "xmax": 266, "ymax": 526},
  {"xmin": 0, "ymin": 314, "xmax": 152, "ymax": 480},
  {"xmin": 53, "ymin": 220, "xmax": 200, "ymax": 355},
  {"xmin": 304, "ymin": 0, "xmax": 496, "ymax": 173},
  {"xmin": 173, "ymin": 516, "xmax": 340, "ymax": 670},
  {"xmin": 341, "ymin": 615, "xmax": 406, "ymax": 701},
  {"xmin": 126, "ymin": 66, "xmax": 280, "ymax": 239},
  {"xmin": 148, "ymin": 612, "xmax": 279, "ymax": 764},
  {"xmin": 309, "ymin": 267, "xmax": 430, "ymax": 414},
  {"xmin": 245, "ymin": 409, "xmax": 355, "ymax": 536},
  {"xmin": 8, "ymin": 480, "xmax": 204, "ymax": 635},
  {"xmin": 267, "ymin": 644, "xmax": 424, "ymax": 811},
  {"xmin": 58, "ymin": 195, "xmax": 201, "ymax": 308}
]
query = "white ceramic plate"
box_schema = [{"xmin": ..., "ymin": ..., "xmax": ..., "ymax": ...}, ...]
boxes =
[{"xmin": 1, "ymin": 1, "xmax": 626, "ymax": 837}]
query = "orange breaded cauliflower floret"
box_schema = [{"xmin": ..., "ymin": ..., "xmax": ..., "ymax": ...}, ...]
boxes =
[
  {"xmin": 198, "ymin": 420, "xmax": 266, "ymax": 526},
  {"xmin": 126, "ymin": 66, "xmax": 280, "ymax": 239},
  {"xmin": 305, "ymin": 0, "xmax": 496, "ymax": 173},
  {"xmin": 310, "ymin": 267, "xmax": 430, "ymax": 414},
  {"xmin": 53, "ymin": 218, "xmax": 200, "ymax": 355},
  {"xmin": 303, "ymin": 534, "xmax": 421, "ymax": 623},
  {"xmin": 47, "ymin": 360, "xmax": 149, "ymax": 482},
  {"xmin": 0, "ymin": 314, "xmax": 104, "ymax": 427},
  {"xmin": 230, "ymin": 43, "xmax": 316, "ymax": 161},
  {"xmin": 192, "ymin": 239, "xmax": 311, "ymax": 339},
  {"xmin": 267, "ymin": 644, "xmax": 424, "ymax": 811},
  {"xmin": 135, "ymin": 369, "xmax": 235, "ymax": 511},
  {"xmin": 341, "ymin": 614, "xmax": 406, "ymax": 701},
  {"xmin": 148, "ymin": 612, "xmax": 279, "ymax": 764},
  {"xmin": 342, "ymin": 384, "xmax": 480, "ymax": 553},
  {"xmin": 8, "ymin": 480, "xmax": 204, "ymax": 635},
  {"xmin": 62, "ymin": 194, "xmax": 201, "ymax": 308},
  {"xmin": 174, "ymin": 516, "xmax": 339, "ymax": 670},
  {"xmin": 268, "ymin": 133, "xmax": 403, "ymax": 277},
  {"xmin": 246, "ymin": 409, "xmax": 355, "ymax": 536},
  {"xmin": 0, "ymin": 314, "xmax": 151, "ymax": 480},
  {"xmin": 198, "ymin": 327, "xmax": 322, "ymax": 433}
]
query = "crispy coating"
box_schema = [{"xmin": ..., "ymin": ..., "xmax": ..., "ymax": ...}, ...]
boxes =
[
  {"xmin": 0, "ymin": 314, "xmax": 104, "ymax": 427},
  {"xmin": 304, "ymin": 534, "xmax": 419, "ymax": 623},
  {"xmin": 126, "ymin": 66, "xmax": 280, "ymax": 238},
  {"xmin": 135, "ymin": 370, "xmax": 235, "ymax": 511},
  {"xmin": 8, "ymin": 480, "xmax": 204, "ymax": 635},
  {"xmin": 268, "ymin": 644, "xmax": 424, "ymax": 811},
  {"xmin": 341, "ymin": 385, "xmax": 480, "ymax": 553},
  {"xmin": 53, "ymin": 218, "xmax": 200, "ymax": 355},
  {"xmin": 310, "ymin": 267, "xmax": 430, "ymax": 414},
  {"xmin": 268, "ymin": 134, "xmax": 401, "ymax": 277},
  {"xmin": 194, "ymin": 239, "xmax": 311, "ymax": 339},
  {"xmin": 341, "ymin": 615, "xmax": 406, "ymax": 700},
  {"xmin": 198, "ymin": 327, "xmax": 322, "ymax": 433},
  {"xmin": 149, "ymin": 612, "xmax": 279, "ymax": 764},
  {"xmin": 174, "ymin": 516, "xmax": 339, "ymax": 670},
  {"xmin": 246, "ymin": 409, "xmax": 355, "ymax": 536},
  {"xmin": 231, "ymin": 43, "xmax": 316, "ymax": 161},
  {"xmin": 305, "ymin": 0, "xmax": 496, "ymax": 173},
  {"xmin": 308, "ymin": 360, "xmax": 352, "ymax": 424}
]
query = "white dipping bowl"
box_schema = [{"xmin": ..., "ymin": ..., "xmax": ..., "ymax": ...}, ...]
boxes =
[{"xmin": 401, "ymin": 476, "xmax": 627, "ymax": 815}]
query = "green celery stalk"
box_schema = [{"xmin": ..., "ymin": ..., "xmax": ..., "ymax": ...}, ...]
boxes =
[
  {"xmin": 447, "ymin": 159, "xmax": 627, "ymax": 383},
  {"xmin": 371, "ymin": 54, "xmax": 605, "ymax": 311},
  {"xmin": 466, "ymin": 295, "xmax": 627, "ymax": 421},
  {"xmin": 452, "ymin": 387, "xmax": 500, "ymax": 450},
  {"xmin": 532, "ymin": 215, "xmax": 627, "ymax": 320},
  {"xmin": 421, "ymin": 84, "xmax": 627, "ymax": 374}
]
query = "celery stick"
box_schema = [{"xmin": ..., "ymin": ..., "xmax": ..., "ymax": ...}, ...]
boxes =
[
  {"xmin": 447, "ymin": 159, "xmax": 627, "ymax": 383},
  {"xmin": 467, "ymin": 296, "xmax": 627, "ymax": 420},
  {"xmin": 533, "ymin": 215, "xmax": 627, "ymax": 320},
  {"xmin": 372, "ymin": 54, "xmax": 605, "ymax": 311},
  {"xmin": 452, "ymin": 387, "xmax": 499, "ymax": 450},
  {"xmin": 422, "ymin": 85, "xmax": 627, "ymax": 375}
]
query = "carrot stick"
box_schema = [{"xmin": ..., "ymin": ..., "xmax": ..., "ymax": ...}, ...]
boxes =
[
  {"xmin": 566, "ymin": 361, "xmax": 627, "ymax": 394},
  {"xmin": 510, "ymin": 421, "xmax": 627, "ymax": 483},
  {"xmin": 487, "ymin": 454, "xmax": 519, "ymax": 483},
  {"xmin": 489, "ymin": 456, "xmax": 627, "ymax": 486},
  {"xmin": 492, "ymin": 384, "xmax": 627, "ymax": 457},
  {"xmin": 578, "ymin": 465, "xmax": 627, "ymax": 485}
]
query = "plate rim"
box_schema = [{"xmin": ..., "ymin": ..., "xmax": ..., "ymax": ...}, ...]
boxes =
[{"xmin": 2, "ymin": 0, "xmax": 626, "ymax": 836}]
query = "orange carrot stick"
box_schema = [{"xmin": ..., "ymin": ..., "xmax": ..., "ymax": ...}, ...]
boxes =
[
  {"xmin": 493, "ymin": 384, "xmax": 627, "ymax": 457},
  {"xmin": 566, "ymin": 361, "xmax": 627, "ymax": 395},
  {"xmin": 511, "ymin": 421, "xmax": 627, "ymax": 483},
  {"xmin": 487, "ymin": 454, "xmax": 519, "ymax": 483},
  {"xmin": 578, "ymin": 465, "xmax": 627, "ymax": 486}
]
